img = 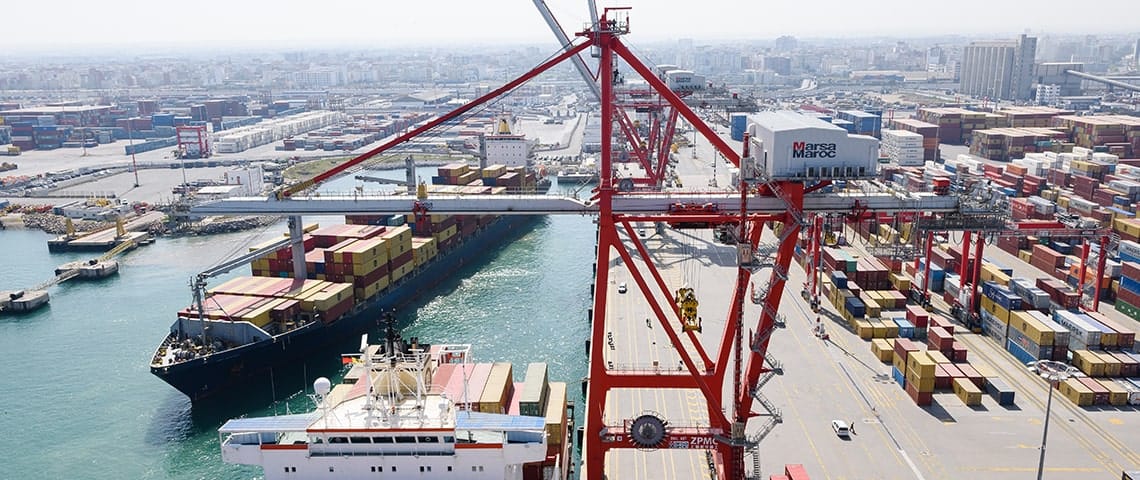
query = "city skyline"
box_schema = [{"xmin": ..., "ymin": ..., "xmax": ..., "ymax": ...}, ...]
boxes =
[{"xmin": 4, "ymin": 0, "xmax": 1139, "ymax": 54}]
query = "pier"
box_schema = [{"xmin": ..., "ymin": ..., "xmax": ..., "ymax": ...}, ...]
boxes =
[
  {"xmin": 46, "ymin": 211, "xmax": 162, "ymax": 252},
  {"xmin": 3, "ymin": 233, "xmax": 139, "ymax": 315}
]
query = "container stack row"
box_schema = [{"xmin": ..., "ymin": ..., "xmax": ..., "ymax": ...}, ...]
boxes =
[{"xmin": 882, "ymin": 337, "xmax": 1014, "ymax": 407}]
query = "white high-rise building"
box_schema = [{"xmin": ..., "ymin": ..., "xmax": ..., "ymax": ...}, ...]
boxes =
[{"xmin": 960, "ymin": 34, "xmax": 1037, "ymax": 101}]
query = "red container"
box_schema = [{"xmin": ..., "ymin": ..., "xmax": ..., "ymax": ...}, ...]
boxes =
[
  {"xmin": 784, "ymin": 464, "xmax": 809, "ymax": 480},
  {"xmin": 893, "ymin": 338, "xmax": 920, "ymax": 363},
  {"xmin": 929, "ymin": 314, "xmax": 955, "ymax": 335},
  {"xmin": 906, "ymin": 305, "xmax": 929, "ymax": 329},
  {"xmin": 951, "ymin": 342, "xmax": 968, "ymax": 363},
  {"xmin": 1051, "ymin": 344, "xmax": 1069, "ymax": 362},
  {"xmin": 954, "ymin": 363, "xmax": 985, "ymax": 388},
  {"xmin": 934, "ymin": 364, "xmax": 951, "ymax": 389},
  {"xmin": 928, "ymin": 327, "xmax": 953, "ymax": 351},
  {"xmin": 1077, "ymin": 377, "xmax": 1109, "ymax": 405},
  {"xmin": 1122, "ymin": 261, "xmax": 1140, "ymax": 281},
  {"xmin": 906, "ymin": 382, "xmax": 933, "ymax": 406}
]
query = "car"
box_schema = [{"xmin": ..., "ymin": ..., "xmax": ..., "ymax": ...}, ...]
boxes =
[
  {"xmin": 638, "ymin": 229, "xmax": 646, "ymax": 238},
  {"xmin": 831, "ymin": 420, "xmax": 850, "ymax": 438},
  {"xmin": 618, "ymin": 282, "xmax": 628, "ymax": 294}
]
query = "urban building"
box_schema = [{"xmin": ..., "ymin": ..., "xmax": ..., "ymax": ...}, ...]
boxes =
[
  {"xmin": 1035, "ymin": 84, "xmax": 1061, "ymax": 105},
  {"xmin": 1034, "ymin": 62, "xmax": 1084, "ymax": 97},
  {"xmin": 959, "ymin": 34, "xmax": 1037, "ymax": 101}
]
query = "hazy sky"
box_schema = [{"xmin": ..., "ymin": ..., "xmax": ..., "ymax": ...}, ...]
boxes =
[{"xmin": 6, "ymin": 0, "xmax": 1139, "ymax": 53}]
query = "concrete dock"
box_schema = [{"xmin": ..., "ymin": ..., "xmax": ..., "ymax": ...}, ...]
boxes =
[{"xmin": 46, "ymin": 211, "xmax": 162, "ymax": 252}]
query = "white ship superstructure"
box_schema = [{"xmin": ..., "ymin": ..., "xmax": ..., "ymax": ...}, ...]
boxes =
[{"xmin": 219, "ymin": 330, "xmax": 552, "ymax": 480}]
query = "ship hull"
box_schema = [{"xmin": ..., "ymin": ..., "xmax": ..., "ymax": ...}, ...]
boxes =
[{"xmin": 151, "ymin": 214, "xmax": 540, "ymax": 401}]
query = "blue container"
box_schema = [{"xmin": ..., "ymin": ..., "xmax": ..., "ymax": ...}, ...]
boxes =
[
  {"xmin": 982, "ymin": 281, "xmax": 1003, "ymax": 301},
  {"xmin": 1120, "ymin": 251, "xmax": 1139, "ymax": 264},
  {"xmin": 984, "ymin": 377, "xmax": 1016, "ymax": 405},
  {"xmin": 831, "ymin": 119, "xmax": 855, "ymax": 133},
  {"xmin": 151, "ymin": 113, "xmax": 176, "ymax": 127},
  {"xmin": 980, "ymin": 309, "xmax": 1008, "ymax": 341},
  {"xmin": 1121, "ymin": 276, "xmax": 1140, "ymax": 294},
  {"xmin": 844, "ymin": 297, "xmax": 865, "ymax": 318},
  {"xmin": 996, "ymin": 291, "xmax": 1022, "ymax": 311},
  {"xmin": 893, "ymin": 318, "xmax": 915, "ymax": 339},
  {"xmin": 1051, "ymin": 241, "xmax": 1072, "ymax": 255},
  {"xmin": 831, "ymin": 271, "xmax": 848, "ymax": 289},
  {"xmin": 891, "ymin": 365, "xmax": 905, "ymax": 389},
  {"xmin": 1006, "ymin": 338, "xmax": 1036, "ymax": 364}
]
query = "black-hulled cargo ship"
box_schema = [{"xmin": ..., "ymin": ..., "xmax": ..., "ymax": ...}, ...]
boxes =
[{"xmin": 150, "ymin": 164, "xmax": 548, "ymax": 401}]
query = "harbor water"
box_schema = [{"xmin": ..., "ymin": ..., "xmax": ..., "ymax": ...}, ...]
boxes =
[{"xmin": 0, "ymin": 175, "xmax": 593, "ymax": 479}]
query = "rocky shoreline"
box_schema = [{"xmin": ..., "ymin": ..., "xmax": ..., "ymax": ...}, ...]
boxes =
[{"xmin": 2, "ymin": 212, "xmax": 280, "ymax": 237}]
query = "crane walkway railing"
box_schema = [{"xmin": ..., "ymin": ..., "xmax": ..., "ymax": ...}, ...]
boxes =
[{"xmin": 191, "ymin": 190, "xmax": 961, "ymax": 216}]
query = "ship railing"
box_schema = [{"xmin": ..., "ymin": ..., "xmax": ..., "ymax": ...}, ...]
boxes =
[
  {"xmin": 608, "ymin": 361, "xmax": 707, "ymax": 373},
  {"xmin": 309, "ymin": 447, "xmax": 455, "ymax": 457}
]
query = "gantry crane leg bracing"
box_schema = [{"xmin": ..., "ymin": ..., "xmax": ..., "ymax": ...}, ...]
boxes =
[{"xmin": 580, "ymin": 10, "xmax": 790, "ymax": 480}]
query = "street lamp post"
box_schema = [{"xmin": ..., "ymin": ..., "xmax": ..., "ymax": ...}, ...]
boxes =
[{"xmin": 1028, "ymin": 360, "xmax": 1077, "ymax": 480}]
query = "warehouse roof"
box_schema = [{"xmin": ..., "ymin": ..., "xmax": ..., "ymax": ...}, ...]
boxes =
[{"xmin": 750, "ymin": 111, "xmax": 843, "ymax": 133}]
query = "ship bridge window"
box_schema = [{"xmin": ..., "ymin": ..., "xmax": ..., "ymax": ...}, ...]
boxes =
[
  {"xmin": 372, "ymin": 436, "xmax": 394, "ymax": 443},
  {"xmin": 443, "ymin": 436, "xmax": 455, "ymax": 443},
  {"xmin": 328, "ymin": 437, "xmax": 348, "ymax": 444},
  {"xmin": 395, "ymin": 436, "xmax": 416, "ymax": 444},
  {"xmin": 417, "ymin": 436, "xmax": 438, "ymax": 443},
  {"xmin": 349, "ymin": 436, "xmax": 371, "ymax": 444}
]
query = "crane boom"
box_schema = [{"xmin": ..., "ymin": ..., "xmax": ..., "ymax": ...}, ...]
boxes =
[{"xmin": 277, "ymin": 40, "xmax": 592, "ymax": 199}]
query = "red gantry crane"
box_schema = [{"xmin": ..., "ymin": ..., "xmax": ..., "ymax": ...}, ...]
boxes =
[{"xmin": 195, "ymin": 7, "xmax": 965, "ymax": 479}]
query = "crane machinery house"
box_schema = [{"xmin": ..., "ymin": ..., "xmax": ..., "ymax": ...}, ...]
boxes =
[{"xmin": 746, "ymin": 111, "xmax": 879, "ymax": 180}]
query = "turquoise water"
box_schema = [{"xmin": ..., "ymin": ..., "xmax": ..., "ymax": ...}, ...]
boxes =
[{"xmin": 0, "ymin": 206, "xmax": 593, "ymax": 478}]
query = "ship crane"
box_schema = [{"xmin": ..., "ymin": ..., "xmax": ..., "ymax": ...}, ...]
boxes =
[{"xmin": 190, "ymin": 7, "xmax": 980, "ymax": 480}]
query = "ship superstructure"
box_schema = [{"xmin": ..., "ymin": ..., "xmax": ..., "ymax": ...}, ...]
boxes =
[{"xmin": 219, "ymin": 317, "xmax": 568, "ymax": 479}]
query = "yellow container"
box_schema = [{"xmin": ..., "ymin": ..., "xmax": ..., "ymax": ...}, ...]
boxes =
[
  {"xmin": 870, "ymin": 338, "xmax": 894, "ymax": 362},
  {"xmin": 1095, "ymin": 351, "xmax": 1122, "ymax": 377},
  {"xmin": 870, "ymin": 321, "xmax": 886, "ymax": 339},
  {"xmin": 892, "ymin": 352, "xmax": 908, "ymax": 376},
  {"xmin": 1018, "ymin": 249, "xmax": 1033, "ymax": 262},
  {"xmin": 906, "ymin": 370, "xmax": 936, "ymax": 392},
  {"xmin": 906, "ymin": 351, "xmax": 937, "ymax": 378},
  {"xmin": 979, "ymin": 263, "xmax": 1010, "ymax": 286},
  {"xmin": 882, "ymin": 320, "xmax": 899, "ymax": 339},
  {"xmin": 1071, "ymin": 350, "xmax": 1106, "ymax": 377},
  {"xmin": 1060, "ymin": 378, "xmax": 1093, "ymax": 406},
  {"xmin": 862, "ymin": 297, "xmax": 882, "ymax": 318},
  {"xmin": 1009, "ymin": 311, "xmax": 1054, "ymax": 346},
  {"xmin": 1100, "ymin": 379, "xmax": 1129, "ymax": 406},
  {"xmin": 854, "ymin": 320, "xmax": 874, "ymax": 339},
  {"xmin": 953, "ymin": 377, "xmax": 983, "ymax": 406},
  {"xmin": 889, "ymin": 272, "xmax": 911, "ymax": 292},
  {"xmin": 926, "ymin": 350, "xmax": 951, "ymax": 364}
]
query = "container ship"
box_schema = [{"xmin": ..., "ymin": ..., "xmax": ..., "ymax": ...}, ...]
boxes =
[
  {"xmin": 150, "ymin": 162, "xmax": 547, "ymax": 401},
  {"xmin": 218, "ymin": 314, "xmax": 572, "ymax": 480}
]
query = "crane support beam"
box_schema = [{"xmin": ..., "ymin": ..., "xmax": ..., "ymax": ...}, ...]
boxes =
[
  {"xmin": 194, "ymin": 191, "xmax": 959, "ymax": 216},
  {"xmin": 1065, "ymin": 69, "xmax": 1140, "ymax": 92}
]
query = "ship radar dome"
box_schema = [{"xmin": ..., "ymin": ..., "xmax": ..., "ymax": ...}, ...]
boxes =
[{"xmin": 314, "ymin": 377, "xmax": 332, "ymax": 396}]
